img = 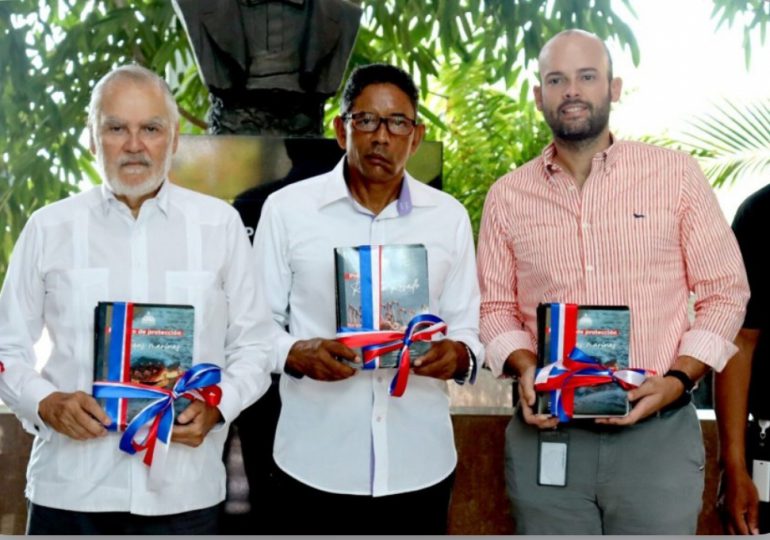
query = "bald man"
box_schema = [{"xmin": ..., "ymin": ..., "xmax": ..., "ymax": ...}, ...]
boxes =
[{"xmin": 477, "ymin": 29, "xmax": 748, "ymax": 534}]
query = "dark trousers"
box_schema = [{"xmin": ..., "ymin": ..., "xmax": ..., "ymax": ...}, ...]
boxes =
[
  {"xmin": 274, "ymin": 466, "xmax": 455, "ymax": 534},
  {"xmin": 26, "ymin": 502, "xmax": 221, "ymax": 535}
]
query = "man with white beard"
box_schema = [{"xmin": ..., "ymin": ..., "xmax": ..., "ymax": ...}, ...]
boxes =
[{"xmin": 0, "ymin": 64, "xmax": 274, "ymax": 534}]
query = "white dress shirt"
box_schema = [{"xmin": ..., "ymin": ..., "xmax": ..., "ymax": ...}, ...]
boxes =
[
  {"xmin": 253, "ymin": 157, "xmax": 483, "ymax": 496},
  {"xmin": 0, "ymin": 181, "xmax": 274, "ymax": 514}
]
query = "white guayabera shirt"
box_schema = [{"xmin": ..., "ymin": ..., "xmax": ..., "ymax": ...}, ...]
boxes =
[
  {"xmin": 254, "ymin": 157, "xmax": 484, "ymax": 496},
  {"xmin": 0, "ymin": 180, "xmax": 274, "ymax": 514}
]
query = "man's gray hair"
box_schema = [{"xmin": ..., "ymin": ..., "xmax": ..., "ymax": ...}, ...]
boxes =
[{"xmin": 87, "ymin": 64, "xmax": 180, "ymax": 133}]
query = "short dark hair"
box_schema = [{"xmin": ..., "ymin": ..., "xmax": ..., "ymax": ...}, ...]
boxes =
[{"xmin": 340, "ymin": 63, "xmax": 419, "ymax": 117}]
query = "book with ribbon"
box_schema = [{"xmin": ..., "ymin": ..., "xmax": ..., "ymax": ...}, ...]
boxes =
[
  {"xmin": 535, "ymin": 303, "xmax": 644, "ymax": 420},
  {"xmin": 335, "ymin": 244, "xmax": 447, "ymax": 396},
  {"xmin": 93, "ymin": 301, "xmax": 195, "ymax": 431}
]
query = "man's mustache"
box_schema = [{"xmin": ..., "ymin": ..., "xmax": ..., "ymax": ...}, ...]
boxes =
[{"xmin": 118, "ymin": 156, "xmax": 151, "ymax": 167}]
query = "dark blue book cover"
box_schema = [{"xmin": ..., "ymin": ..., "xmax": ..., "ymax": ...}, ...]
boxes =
[
  {"xmin": 334, "ymin": 244, "xmax": 431, "ymax": 368},
  {"xmin": 93, "ymin": 302, "xmax": 194, "ymax": 431},
  {"xmin": 536, "ymin": 303, "xmax": 631, "ymax": 418}
]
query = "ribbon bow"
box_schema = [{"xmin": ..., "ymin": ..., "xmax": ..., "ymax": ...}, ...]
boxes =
[
  {"xmin": 534, "ymin": 347, "xmax": 650, "ymax": 422},
  {"xmin": 337, "ymin": 313, "xmax": 447, "ymax": 396},
  {"xmin": 93, "ymin": 363, "xmax": 221, "ymax": 487}
]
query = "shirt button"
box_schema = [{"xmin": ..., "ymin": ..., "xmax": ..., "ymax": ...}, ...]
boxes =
[
  {"xmin": 581, "ymin": 222, "xmax": 590, "ymax": 229},
  {"xmin": 568, "ymin": 185, "xmax": 577, "ymax": 191},
  {"xmin": 586, "ymin": 265, "xmax": 594, "ymax": 272},
  {"xmin": 377, "ymin": 376, "xmax": 383, "ymax": 383},
  {"xmin": 376, "ymin": 416, "xmax": 382, "ymax": 422}
]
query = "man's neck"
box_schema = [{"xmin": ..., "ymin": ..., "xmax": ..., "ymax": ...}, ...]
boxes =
[
  {"xmin": 552, "ymin": 130, "xmax": 612, "ymax": 189},
  {"xmin": 114, "ymin": 184, "xmax": 163, "ymax": 219},
  {"xmin": 345, "ymin": 166, "xmax": 402, "ymax": 216}
]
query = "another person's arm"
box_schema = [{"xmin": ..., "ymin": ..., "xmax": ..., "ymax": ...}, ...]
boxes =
[
  {"xmin": 716, "ymin": 329, "xmax": 760, "ymax": 535},
  {"xmin": 714, "ymin": 191, "xmax": 764, "ymax": 535}
]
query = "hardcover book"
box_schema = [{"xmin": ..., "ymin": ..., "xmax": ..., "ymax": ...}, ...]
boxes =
[
  {"xmin": 335, "ymin": 244, "xmax": 431, "ymax": 368},
  {"xmin": 536, "ymin": 303, "xmax": 631, "ymax": 418},
  {"xmin": 93, "ymin": 302, "xmax": 195, "ymax": 431}
]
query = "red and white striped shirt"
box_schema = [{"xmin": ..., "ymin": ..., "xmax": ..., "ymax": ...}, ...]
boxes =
[{"xmin": 478, "ymin": 139, "xmax": 749, "ymax": 378}]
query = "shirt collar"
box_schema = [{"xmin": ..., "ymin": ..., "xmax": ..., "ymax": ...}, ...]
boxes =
[
  {"xmin": 320, "ymin": 156, "xmax": 416, "ymax": 216},
  {"xmin": 99, "ymin": 179, "xmax": 171, "ymax": 217},
  {"xmin": 541, "ymin": 133, "xmax": 621, "ymax": 180}
]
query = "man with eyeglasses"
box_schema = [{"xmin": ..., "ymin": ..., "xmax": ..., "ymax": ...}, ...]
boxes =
[{"xmin": 251, "ymin": 63, "xmax": 482, "ymax": 534}]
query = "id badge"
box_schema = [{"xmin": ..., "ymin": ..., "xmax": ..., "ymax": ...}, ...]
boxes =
[
  {"xmin": 753, "ymin": 460, "xmax": 770, "ymax": 502},
  {"xmin": 538, "ymin": 430, "xmax": 568, "ymax": 487}
]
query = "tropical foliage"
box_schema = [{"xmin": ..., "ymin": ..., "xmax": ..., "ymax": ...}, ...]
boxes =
[
  {"xmin": 665, "ymin": 1, "xmax": 770, "ymax": 188},
  {"xmin": 0, "ymin": 1, "xmax": 206, "ymax": 280},
  {"xmin": 680, "ymin": 99, "xmax": 770, "ymax": 188},
  {"xmin": 0, "ymin": 0, "xmax": 759, "ymax": 280},
  {"xmin": 710, "ymin": 0, "xmax": 770, "ymax": 67},
  {"xmin": 0, "ymin": 0, "xmax": 643, "ymax": 280}
]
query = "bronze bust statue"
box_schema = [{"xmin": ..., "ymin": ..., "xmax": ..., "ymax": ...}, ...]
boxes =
[{"xmin": 173, "ymin": 0, "xmax": 362, "ymax": 135}]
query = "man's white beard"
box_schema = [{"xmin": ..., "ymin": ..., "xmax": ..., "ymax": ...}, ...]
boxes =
[{"xmin": 96, "ymin": 143, "xmax": 173, "ymax": 199}]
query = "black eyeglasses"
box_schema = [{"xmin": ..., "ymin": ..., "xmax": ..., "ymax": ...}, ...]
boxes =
[{"xmin": 343, "ymin": 112, "xmax": 418, "ymax": 136}]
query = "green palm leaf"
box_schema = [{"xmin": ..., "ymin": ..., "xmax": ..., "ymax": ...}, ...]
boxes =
[{"xmin": 681, "ymin": 98, "xmax": 770, "ymax": 187}]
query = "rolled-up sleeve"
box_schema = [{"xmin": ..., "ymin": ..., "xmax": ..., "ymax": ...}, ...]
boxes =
[
  {"xmin": 477, "ymin": 182, "xmax": 536, "ymax": 378},
  {"xmin": 676, "ymin": 158, "xmax": 750, "ymax": 371}
]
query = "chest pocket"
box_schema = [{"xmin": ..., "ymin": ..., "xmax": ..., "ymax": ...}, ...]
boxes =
[
  {"xmin": 48, "ymin": 268, "xmax": 109, "ymax": 323},
  {"xmin": 46, "ymin": 268, "xmax": 109, "ymax": 382},
  {"xmin": 165, "ymin": 270, "xmax": 218, "ymax": 359}
]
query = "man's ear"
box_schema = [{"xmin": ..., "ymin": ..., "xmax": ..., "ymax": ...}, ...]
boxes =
[
  {"xmin": 333, "ymin": 116, "xmax": 347, "ymax": 151},
  {"xmin": 610, "ymin": 77, "xmax": 623, "ymax": 103},
  {"xmin": 409, "ymin": 122, "xmax": 425, "ymax": 156},
  {"xmin": 88, "ymin": 126, "xmax": 96, "ymax": 155},
  {"xmin": 534, "ymin": 85, "xmax": 544, "ymax": 111},
  {"xmin": 171, "ymin": 122, "xmax": 180, "ymax": 153}
]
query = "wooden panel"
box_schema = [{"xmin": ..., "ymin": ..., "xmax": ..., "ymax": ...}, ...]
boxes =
[{"xmin": 0, "ymin": 414, "xmax": 33, "ymax": 535}]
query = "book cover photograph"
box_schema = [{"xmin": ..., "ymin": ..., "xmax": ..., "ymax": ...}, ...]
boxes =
[
  {"xmin": 93, "ymin": 302, "xmax": 194, "ymax": 431},
  {"xmin": 335, "ymin": 244, "xmax": 431, "ymax": 368},
  {"xmin": 536, "ymin": 303, "xmax": 631, "ymax": 418}
]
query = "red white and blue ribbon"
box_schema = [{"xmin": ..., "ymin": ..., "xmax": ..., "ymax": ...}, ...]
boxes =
[
  {"xmin": 336, "ymin": 245, "xmax": 446, "ymax": 396},
  {"xmin": 534, "ymin": 303, "xmax": 651, "ymax": 422},
  {"xmin": 92, "ymin": 302, "xmax": 221, "ymax": 487},
  {"xmin": 338, "ymin": 313, "xmax": 447, "ymax": 396},
  {"xmin": 101, "ymin": 302, "xmax": 134, "ymax": 431},
  {"xmin": 93, "ymin": 363, "xmax": 221, "ymax": 488}
]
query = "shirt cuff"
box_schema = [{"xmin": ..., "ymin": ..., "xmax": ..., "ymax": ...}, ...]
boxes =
[
  {"xmin": 19, "ymin": 377, "xmax": 58, "ymax": 441},
  {"xmin": 273, "ymin": 333, "xmax": 300, "ymax": 375},
  {"xmin": 215, "ymin": 379, "xmax": 241, "ymax": 425},
  {"xmin": 677, "ymin": 328, "xmax": 739, "ymax": 373},
  {"xmin": 485, "ymin": 330, "xmax": 537, "ymax": 378}
]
